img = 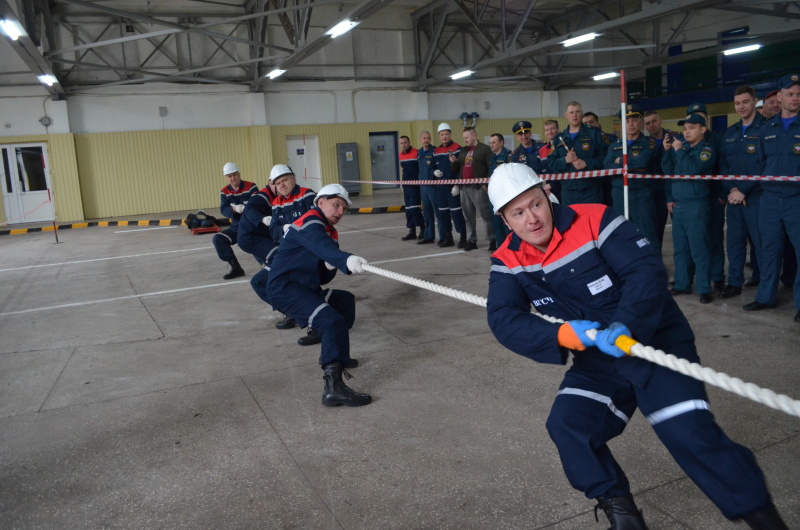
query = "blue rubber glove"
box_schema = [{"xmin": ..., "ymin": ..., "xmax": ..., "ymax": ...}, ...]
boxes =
[
  {"xmin": 595, "ymin": 322, "xmax": 631, "ymax": 358},
  {"xmin": 557, "ymin": 320, "xmax": 600, "ymax": 351}
]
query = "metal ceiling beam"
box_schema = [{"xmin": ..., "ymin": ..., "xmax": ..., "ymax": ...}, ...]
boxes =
[
  {"xmin": 415, "ymin": 0, "xmax": 726, "ymax": 89},
  {"xmin": 709, "ymin": 4, "xmax": 800, "ymax": 19},
  {"xmin": 52, "ymin": 0, "xmax": 295, "ymax": 53},
  {"xmin": 259, "ymin": 0, "xmax": 392, "ymax": 84},
  {"xmin": 0, "ymin": 0, "xmax": 65, "ymax": 98}
]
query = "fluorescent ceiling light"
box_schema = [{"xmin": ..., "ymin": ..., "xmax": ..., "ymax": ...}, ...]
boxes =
[
  {"xmin": 37, "ymin": 74, "xmax": 58, "ymax": 86},
  {"xmin": 1, "ymin": 19, "xmax": 25, "ymax": 41},
  {"xmin": 266, "ymin": 68, "xmax": 286, "ymax": 79},
  {"xmin": 326, "ymin": 20, "xmax": 359, "ymax": 39},
  {"xmin": 592, "ymin": 72, "xmax": 619, "ymax": 81},
  {"xmin": 561, "ymin": 33, "xmax": 599, "ymax": 47},
  {"xmin": 723, "ymin": 44, "xmax": 761, "ymax": 56},
  {"xmin": 450, "ymin": 70, "xmax": 473, "ymax": 80}
]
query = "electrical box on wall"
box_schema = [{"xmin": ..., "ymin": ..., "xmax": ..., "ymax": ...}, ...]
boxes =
[{"xmin": 159, "ymin": 106, "xmax": 168, "ymax": 117}]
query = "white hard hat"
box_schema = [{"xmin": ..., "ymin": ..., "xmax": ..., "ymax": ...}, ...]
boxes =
[
  {"xmin": 314, "ymin": 183, "xmax": 352, "ymax": 206},
  {"xmin": 488, "ymin": 163, "xmax": 545, "ymax": 214},
  {"xmin": 437, "ymin": 122, "xmax": 452, "ymax": 133},
  {"xmin": 269, "ymin": 164, "xmax": 294, "ymax": 182},
  {"xmin": 755, "ymin": 99, "xmax": 764, "ymax": 109},
  {"xmin": 223, "ymin": 162, "xmax": 239, "ymax": 175}
]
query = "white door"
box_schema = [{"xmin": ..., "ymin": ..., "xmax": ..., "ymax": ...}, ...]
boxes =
[
  {"xmin": 285, "ymin": 135, "xmax": 322, "ymax": 192},
  {"xmin": 1, "ymin": 143, "xmax": 54, "ymax": 224}
]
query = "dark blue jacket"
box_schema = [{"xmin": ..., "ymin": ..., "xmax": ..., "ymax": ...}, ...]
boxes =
[
  {"xmin": 604, "ymin": 134, "xmax": 659, "ymax": 189},
  {"xmin": 758, "ymin": 114, "xmax": 800, "ymax": 197},
  {"xmin": 487, "ymin": 203, "xmax": 695, "ymax": 386},
  {"xmin": 662, "ymin": 139, "xmax": 716, "ymax": 203},
  {"xmin": 219, "ymin": 181, "xmax": 258, "ymax": 230},
  {"xmin": 267, "ymin": 208, "xmax": 352, "ymax": 295},
  {"xmin": 399, "ymin": 147, "xmax": 420, "ymax": 181},
  {"xmin": 548, "ymin": 124, "xmax": 610, "ymax": 194},
  {"xmin": 238, "ymin": 187, "xmax": 275, "ymax": 241},
  {"xmin": 269, "ymin": 185, "xmax": 316, "ymax": 242},
  {"xmin": 721, "ymin": 113, "xmax": 766, "ymax": 196},
  {"xmin": 490, "ymin": 147, "xmax": 512, "ymax": 175},
  {"xmin": 510, "ymin": 144, "xmax": 543, "ymax": 173},
  {"xmin": 417, "ymin": 145, "xmax": 436, "ymax": 181}
]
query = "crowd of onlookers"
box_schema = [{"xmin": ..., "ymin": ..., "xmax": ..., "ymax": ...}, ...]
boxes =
[{"xmin": 398, "ymin": 72, "xmax": 800, "ymax": 323}]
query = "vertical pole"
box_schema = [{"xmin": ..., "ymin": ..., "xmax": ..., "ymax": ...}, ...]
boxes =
[
  {"xmin": 47, "ymin": 188, "xmax": 59, "ymax": 243},
  {"xmin": 620, "ymin": 69, "xmax": 629, "ymax": 219}
]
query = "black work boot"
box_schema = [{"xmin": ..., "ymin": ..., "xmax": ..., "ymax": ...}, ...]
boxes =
[
  {"xmin": 298, "ymin": 328, "xmax": 321, "ymax": 346},
  {"xmin": 457, "ymin": 232, "xmax": 467, "ymax": 249},
  {"xmin": 440, "ymin": 232, "xmax": 455, "ymax": 248},
  {"xmin": 275, "ymin": 313, "xmax": 298, "ymax": 330},
  {"xmin": 401, "ymin": 228, "xmax": 417, "ymax": 241},
  {"xmin": 223, "ymin": 257, "xmax": 245, "ymax": 280},
  {"xmin": 741, "ymin": 502, "xmax": 789, "ymax": 530},
  {"xmin": 417, "ymin": 223, "xmax": 426, "ymax": 240},
  {"xmin": 321, "ymin": 362, "xmax": 372, "ymax": 407},
  {"xmin": 595, "ymin": 494, "xmax": 649, "ymax": 530}
]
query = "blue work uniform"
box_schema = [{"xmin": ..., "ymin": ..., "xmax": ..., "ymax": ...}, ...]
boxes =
[
  {"xmin": 706, "ymin": 130, "xmax": 728, "ymax": 286},
  {"xmin": 433, "ymin": 142, "xmax": 466, "ymax": 239},
  {"xmin": 649, "ymin": 129, "xmax": 672, "ymax": 248},
  {"xmin": 417, "ymin": 145, "xmax": 437, "ymax": 242},
  {"xmin": 600, "ymin": 131, "xmax": 618, "ymax": 206},
  {"xmin": 488, "ymin": 146, "xmax": 512, "ymax": 243},
  {"xmin": 269, "ymin": 185, "xmax": 316, "ymax": 242},
  {"xmin": 537, "ymin": 141, "xmax": 562, "ymax": 202},
  {"xmin": 604, "ymin": 134, "xmax": 661, "ymax": 253},
  {"xmin": 486, "ymin": 202, "xmax": 770, "ymax": 520},
  {"xmin": 662, "ymin": 139, "xmax": 717, "ymax": 295},
  {"xmin": 721, "ymin": 113, "xmax": 766, "ymax": 288},
  {"xmin": 237, "ymin": 187, "xmax": 278, "ymax": 265},
  {"xmin": 266, "ymin": 208, "xmax": 357, "ymax": 368},
  {"xmin": 399, "ymin": 147, "xmax": 423, "ymax": 229},
  {"xmin": 212, "ymin": 180, "xmax": 258, "ymax": 262},
  {"xmin": 250, "ymin": 185, "xmax": 316, "ymax": 307},
  {"xmin": 752, "ymin": 113, "xmax": 800, "ymax": 310},
  {"xmin": 548, "ymin": 124, "xmax": 609, "ymax": 206}
]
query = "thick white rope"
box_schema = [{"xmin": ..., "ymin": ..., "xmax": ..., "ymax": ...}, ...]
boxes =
[{"xmin": 363, "ymin": 263, "xmax": 800, "ymax": 419}]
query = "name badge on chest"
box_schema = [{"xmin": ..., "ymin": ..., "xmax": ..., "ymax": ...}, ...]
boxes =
[{"xmin": 587, "ymin": 275, "xmax": 613, "ymax": 295}]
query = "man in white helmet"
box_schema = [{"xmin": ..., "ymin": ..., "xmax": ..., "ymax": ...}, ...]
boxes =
[
  {"xmin": 248, "ymin": 164, "xmax": 318, "ymax": 341},
  {"xmin": 484, "ymin": 163, "xmax": 786, "ymax": 530},
  {"xmin": 212, "ymin": 162, "xmax": 258, "ymax": 279},
  {"xmin": 266, "ymin": 183, "xmax": 372, "ymax": 407},
  {"xmin": 432, "ymin": 122, "xmax": 468, "ymax": 248}
]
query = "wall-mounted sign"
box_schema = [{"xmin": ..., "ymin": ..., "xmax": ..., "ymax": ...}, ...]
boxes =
[
  {"xmin": 377, "ymin": 145, "xmax": 385, "ymax": 152},
  {"xmin": 296, "ymin": 148, "xmax": 305, "ymax": 155},
  {"xmin": 346, "ymin": 152, "xmax": 353, "ymax": 161}
]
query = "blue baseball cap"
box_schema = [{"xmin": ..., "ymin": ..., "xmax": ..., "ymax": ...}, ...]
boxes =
[
  {"xmin": 686, "ymin": 103, "xmax": 707, "ymax": 115},
  {"xmin": 777, "ymin": 73, "xmax": 800, "ymax": 90},
  {"xmin": 678, "ymin": 114, "xmax": 707, "ymax": 127}
]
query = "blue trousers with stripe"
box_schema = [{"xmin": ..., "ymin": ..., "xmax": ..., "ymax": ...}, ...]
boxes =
[
  {"xmin": 435, "ymin": 185, "xmax": 466, "ymax": 237},
  {"xmin": 545, "ymin": 351, "xmax": 770, "ymax": 520},
  {"xmin": 212, "ymin": 227, "xmax": 238, "ymax": 261},
  {"xmin": 269, "ymin": 283, "xmax": 356, "ymax": 367},
  {"xmin": 403, "ymin": 185, "xmax": 424, "ymax": 229}
]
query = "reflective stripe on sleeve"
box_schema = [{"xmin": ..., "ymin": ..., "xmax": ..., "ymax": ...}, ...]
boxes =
[{"xmin": 597, "ymin": 215, "xmax": 626, "ymax": 248}]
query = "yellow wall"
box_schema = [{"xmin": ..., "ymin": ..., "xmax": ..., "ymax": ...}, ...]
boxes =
[
  {"xmin": 73, "ymin": 127, "xmax": 274, "ymax": 219},
  {"xmin": 269, "ymin": 121, "xmax": 420, "ymax": 196},
  {"xmin": 0, "ymin": 133, "xmax": 84, "ymax": 223}
]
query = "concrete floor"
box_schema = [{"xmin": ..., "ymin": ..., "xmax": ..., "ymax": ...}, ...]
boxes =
[{"xmin": 1, "ymin": 190, "xmax": 799, "ymax": 529}]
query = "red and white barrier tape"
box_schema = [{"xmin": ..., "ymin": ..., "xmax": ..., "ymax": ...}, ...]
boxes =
[
  {"xmin": 629, "ymin": 173, "xmax": 800, "ymax": 182},
  {"xmin": 343, "ymin": 169, "xmax": 800, "ymax": 186}
]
